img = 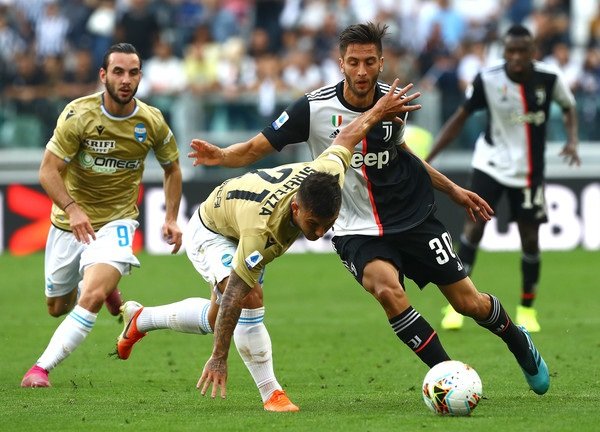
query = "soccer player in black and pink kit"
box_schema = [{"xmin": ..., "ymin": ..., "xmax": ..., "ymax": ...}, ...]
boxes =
[
  {"xmin": 427, "ymin": 24, "xmax": 579, "ymax": 333},
  {"xmin": 190, "ymin": 22, "xmax": 550, "ymax": 396}
]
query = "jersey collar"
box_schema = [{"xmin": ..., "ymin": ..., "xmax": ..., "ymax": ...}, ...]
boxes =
[{"xmin": 100, "ymin": 93, "xmax": 140, "ymax": 120}]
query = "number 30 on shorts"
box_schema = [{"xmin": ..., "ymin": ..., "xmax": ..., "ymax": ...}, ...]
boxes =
[{"xmin": 428, "ymin": 232, "xmax": 456, "ymax": 265}]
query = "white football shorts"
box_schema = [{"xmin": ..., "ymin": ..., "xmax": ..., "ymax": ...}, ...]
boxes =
[
  {"xmin": 184, "ymin": 210, "xmax": 236, "ymax": 301},
  {"xmin": 44, "ymin": 219, "xmax": 140, "ymax": 297}
]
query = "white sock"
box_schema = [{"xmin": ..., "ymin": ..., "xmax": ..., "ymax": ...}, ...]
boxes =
[
  {"xmin": 36, "ymin": 305, "xmax": 97, "ymax": 371},
  {"xmin": 136, "ymin": 298, "xmax": 212, "ymax": 334},
  {"xmin": 233, "ymin": 307, "xmax": 282, "ymax": 402}
]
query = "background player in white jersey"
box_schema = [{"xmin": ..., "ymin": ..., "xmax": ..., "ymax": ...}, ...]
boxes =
[
  {"xmin": 427, "ymin": 24, "xmax": 580, "ymax": 332},
  {"xmin": 189, "ymin": 22, "xmax": 551, "ymax": 398},
  {"xmin": 115, "ymin": 80, "xmax": 422, "ymax": 408},
  {"xmin": 21, "ymin": 43, "xmax": 183, "ymax": 388}
]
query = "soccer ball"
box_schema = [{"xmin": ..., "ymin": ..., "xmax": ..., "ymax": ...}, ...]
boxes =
[{"xmin": 422, "ymin": 360, "xmax": 483, "ymax": 416}]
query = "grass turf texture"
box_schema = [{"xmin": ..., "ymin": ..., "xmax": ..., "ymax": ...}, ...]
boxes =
[{"xmin": 1, "ymin": 250, "xmax": 598, "ymax": 431}]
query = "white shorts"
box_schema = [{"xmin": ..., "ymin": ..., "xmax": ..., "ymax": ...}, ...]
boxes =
[
  {"xmin": 44, "ymin": 219, "xmax": 140, "ymax": 297},
  {"xmin": 184, "ymin": 211, "xmax": 265, "ymax": 304},
  {"xmin": 184, "ymin": 210, "xmax": 236, "ymax": 287}
]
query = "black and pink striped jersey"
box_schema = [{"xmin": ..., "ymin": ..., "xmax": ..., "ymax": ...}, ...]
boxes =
[
  {"xmin": 262, "ymin": 80, "xmax": 434, "ymax": 237},
  {"xmin": 464, "ymin": 61, "xmax": 575, "ymax": 188}
]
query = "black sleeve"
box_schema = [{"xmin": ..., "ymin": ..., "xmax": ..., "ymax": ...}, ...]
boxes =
[
  {"xmin": 463, "ymin": 73, "xmax": 488, "ymax": 113},
  {"xmin": 261, "ymin": 96, "xmax": 310, "ymax": 152}
]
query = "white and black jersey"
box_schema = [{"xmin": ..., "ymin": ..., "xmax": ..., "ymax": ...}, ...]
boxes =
[
  {"xmin": 262, "ymin": 80, "xmax": 434, "ymax": 237},
  {"xmin": 465, "ymin": 61, "xmax": 576, "ymax": 188}
]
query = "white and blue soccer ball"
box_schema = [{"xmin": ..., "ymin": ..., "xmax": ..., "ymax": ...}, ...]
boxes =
[{"xmin": 422, "ymin": 360, "xmax": 483, "ymax": 416}]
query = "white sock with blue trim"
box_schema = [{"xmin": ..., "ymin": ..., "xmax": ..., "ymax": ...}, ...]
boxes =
[
  {"xmin": 136, "ymin": 298, "xmax": 212, "ymax": 334},
  {"xmin": 234, "ymin": 307, "xmax": 282, "ymax": 402},
  {"xmin": 36, "ymin": 305, "xmax": 97, "ymax": 371}
]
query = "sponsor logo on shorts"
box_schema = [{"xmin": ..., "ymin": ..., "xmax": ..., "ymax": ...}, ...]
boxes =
[
  {"xmin": 341, "ymin": 259, "xmax": 358, "ymax": 277},
  {"xmin": 221, "ymin": 254, "xmax": 233, "ymax": 267},
  {"xmin": 245, "ymin": 250, "xmax": 263, "ymax": 269}
]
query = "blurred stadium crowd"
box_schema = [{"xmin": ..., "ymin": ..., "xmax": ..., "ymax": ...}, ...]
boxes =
[{"xmin": 1, "ymin": 0, "xmax": 600, "ymax": 150}]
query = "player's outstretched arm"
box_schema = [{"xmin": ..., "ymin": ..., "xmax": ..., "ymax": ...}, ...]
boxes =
[
  {"xmin": 447, "ymin": 186, "xmax": 494, "ymax": 222},
  {"xmin": 188, "ymin": 133, "xmax": 275, "ymax": 168},
  {"xmin": 332, "ymin": 79, "xmax": 421, "ymax": 153},
  {"xmin": 197, "ymin": 270, "xmax": 252, "ymax": 399},
  {"xmin": 426, "ymin": 107, "xmax": 470, "ymax": 163},
  {"xmin": 414, "ymin": 150, "xmax": 494, "ymax": 222}
]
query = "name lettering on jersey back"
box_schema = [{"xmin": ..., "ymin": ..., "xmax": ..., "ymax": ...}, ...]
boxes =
[
  {"xmin": 511, "ymin": 110, "xmax": 546, "ymax": 126},
  {"xmin": 84, "ymin": 139, "xmax": 116, "ymax": 154},
  {"xmin": 259, "ymin": 166, "xmax": 315, "ymax": 216},
  {"xmin": 350, "ymin": 150, "xmax": 390, "ymax": 169},
  {"xmin": 213, "ymin": 179, "xmax": 231, "ymax": 208}
]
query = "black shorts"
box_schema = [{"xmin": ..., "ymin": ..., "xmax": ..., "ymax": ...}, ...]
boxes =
[
  {"xmin": 470, "ymin": 169, "xmax": 548, "ymax": 224},
  {"xmin": 332, "ymin": 215, "xmax": 467, "ymax": 289}
]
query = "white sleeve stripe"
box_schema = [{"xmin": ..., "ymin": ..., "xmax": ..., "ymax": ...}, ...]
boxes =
[{"xmin": 326, "ymin": 153, "xmax": 345, "ymax": 168}]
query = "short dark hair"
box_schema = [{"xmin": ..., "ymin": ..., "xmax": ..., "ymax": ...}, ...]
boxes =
[
  {"xmin": 338, "ymin": 22, "xmax": 388, "ymax": 57},
  {"xmin": 297, "ymin": 172, "xmax": 341, "ymax": 219},
  {"xmin": 505, "ymin": 24, "xmax": 533, "ymax": 40},
  {"xmin": 101, "ymin": 43, "xmax": 142, "ymax": 71}
]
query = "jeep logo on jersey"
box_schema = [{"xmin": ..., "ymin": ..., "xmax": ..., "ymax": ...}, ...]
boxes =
[
  {"xmin": 511, "ymin": 110, "xmax": 546, "ymax": 126},
  {"xmin": 78, "ymin": 151, "xmax": 142, "ymax": 173},
  {"xmin": 134, "ymin": 123, "xmax": 147, "ymax": 142},
  {"xmin": 84, "ymin": 139, "xmax": 115, "ymax": 153},
  {"xmin": 245, "ymin": 250, "xmax": 263, "ymax": 269},
  {"xmin": 272, "ymin": 111, "xmax": 289, "ymax": 130},
  {"xmin": 350, "ymin": 150, "xmax": 390, "ymax": 169},
  {"xmin": 331, "ymin": 115, "xmax": 342, "ymax": 127}
]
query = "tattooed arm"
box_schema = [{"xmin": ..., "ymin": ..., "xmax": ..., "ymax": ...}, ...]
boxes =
[{"xmin": 196, "ymin": 270, "xmax": 252, "ymax": 399}]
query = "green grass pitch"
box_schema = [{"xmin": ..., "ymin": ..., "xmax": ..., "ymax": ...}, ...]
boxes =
[{"xmin": 1, "ymin": 250, "xmax": 598, "ymax": 431}]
